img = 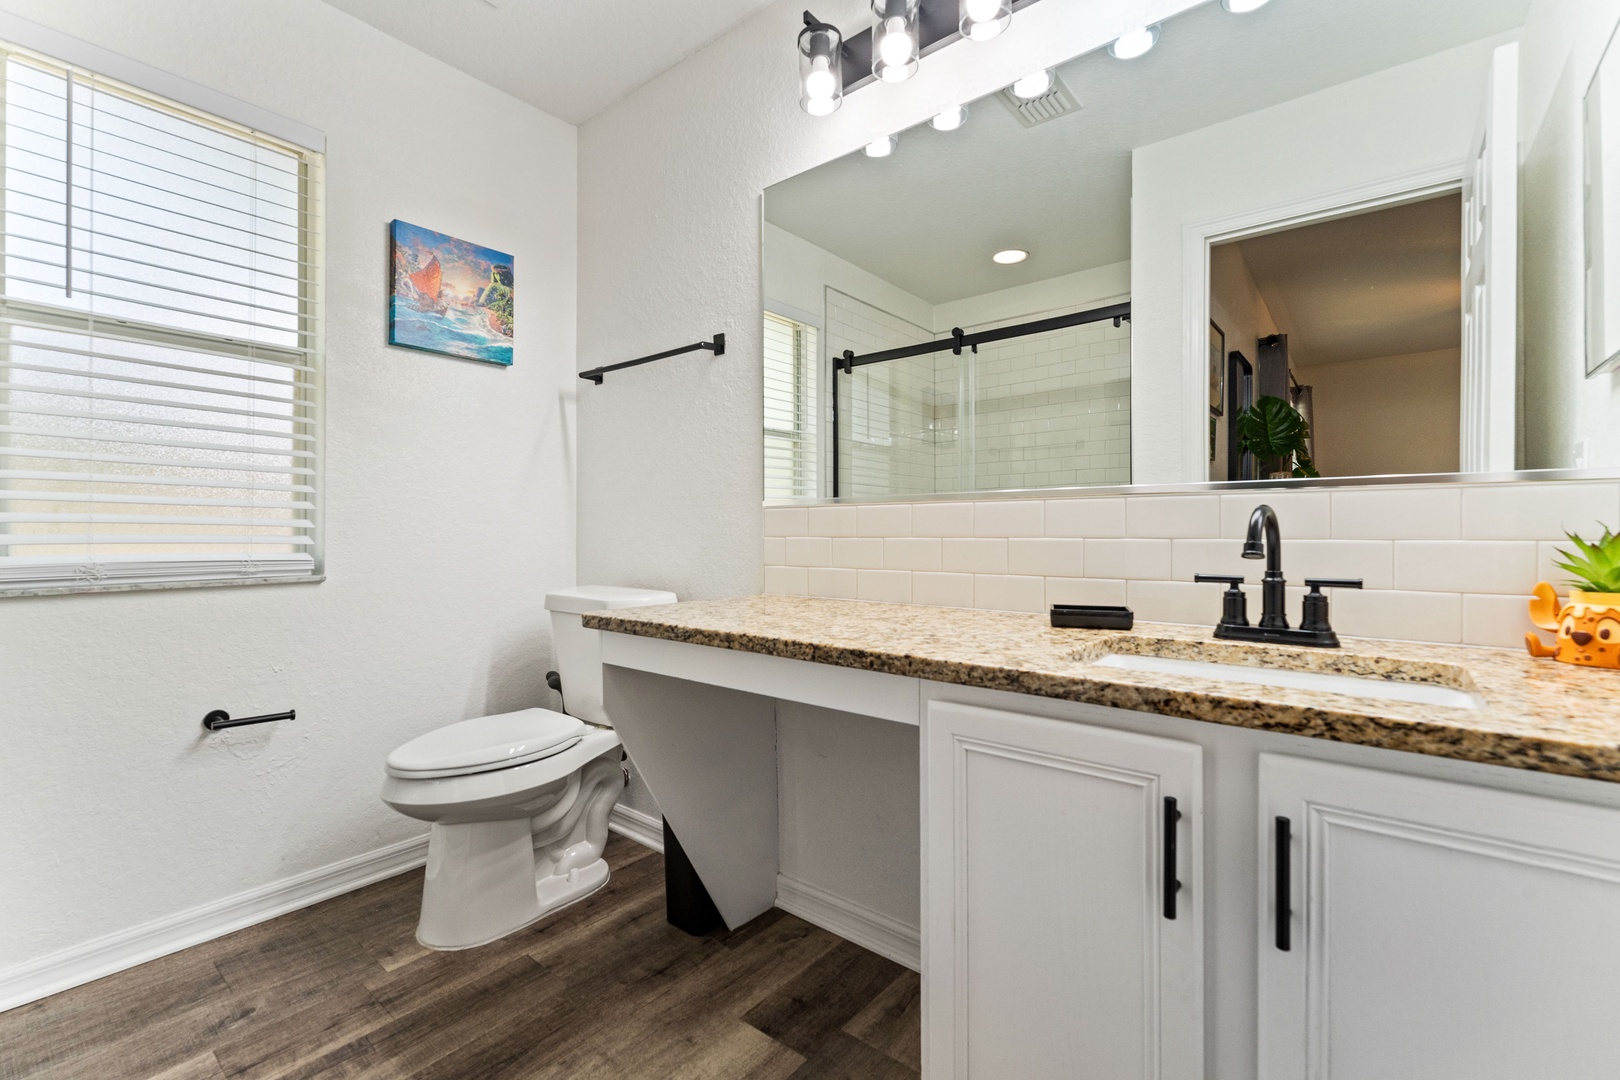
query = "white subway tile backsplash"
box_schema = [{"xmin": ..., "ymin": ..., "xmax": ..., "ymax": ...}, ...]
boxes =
[
  {"xmin": 884, "ymin": 537, "xmax": 943, "ymax": 571},
  {"xmin": 1393, "ymin": 541, "xmax": 1538, "ymax": 595},
  {"xmin": 858, "ymin": 569, "xmax": 912, "ymax": 603},
  {"xmin": 764, "ymin": 565, "xmax": 808, "ymax": 595},
  {"xmin": 912, "ymin": 502, "xmax": 975, "ymax": 537},
  {"xmin": 1008, "ymin": 538, "xmax": 1086, "ymax": 577},
  {"xmin": 975, "ymin": 575, "xmax": 1046, "ymax": 613},
  {"xmin": 1044, "ymin": 497, "xmax": 1126, "ymax": 538},
  {"xmin": 1126, "ymin": 495, "xmax": 1220, "ymax": 538},
  {"xmin": 1085, "ymin": 538, "xmax": 1173, "ymax": 580},
  {"xmin": 1047, "ymin": 577, "xmax": 1128, "ymax": 607},
  {"xmin": 913, "ymin": 572, "xmax": 975, "ymax": 608},
  {"xmin": 1219, "ymin": 491, "xmax": 1331, "ymax": 539},
  {"xmin": 1127, "ymin": 580, "xmax": 1216, "ymax": 625},
  {"xmin": 807, "ymin": 504, "xmax": 859, "ymax": 537},
  {"xmin": 764, "ymin": 507, "xmax": 808, "ymax": 537},
  {"xmin": 1463, "ymin": 592, "xmax": 1536, "ymax": 648},
  {"xmin": 832, "ymin": 537, "xmax": 884, "ymax": 569},
  {"xmin": 807, "ymin": 567, "xmax": 859, "ymax": 599},
  {"xmin": 1170, "ymin": 538, "xmax": 1248, "ymax": 583},
  {"xmin": 858, "ymin": 504, "xmax": 912, "ymax": 537},
  {"xmin": 1331, "ymin": 590, "xmax": 1462, "ymax": 644},
  {"xmin": 764, "ymin": 480, "xmax": 1618, "ymax": 649},
  {"xmin": 1460, "ymin": 482, "xmax": 1620, "ymax": 540},
  {"xmin": 976, "ymin": 500, "xmax": 1044, "ymax": 537},
  {"xmin": 1331, "ymin": 488, "xmax": 1461, "ymax": 540},
  {"xmin": 784, "ymin": 536, "xmax": 832, "ymax": 567},
  {"xmin": 944, "ymin": 538, "xmax": 1010, "ymax": 574}
]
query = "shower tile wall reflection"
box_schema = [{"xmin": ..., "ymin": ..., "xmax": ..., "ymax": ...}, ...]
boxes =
[{"xmin": 830, "ymin": 289, "xmax": 1131, "ymax": 498}]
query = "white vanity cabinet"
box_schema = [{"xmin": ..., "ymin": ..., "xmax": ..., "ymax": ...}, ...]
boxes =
[
  {"xmin": 922, "ymin": 701, "xmax": 1205, "ymax": 1080},
  {"xmin": 1258, "ymin": 755, "xmax": 1620, "ymax": 1080}
]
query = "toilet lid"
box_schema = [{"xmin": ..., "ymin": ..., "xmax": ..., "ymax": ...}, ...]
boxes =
[{"xmin": 386, "ymin": 708, "xmax": 589, "ymax": 779}]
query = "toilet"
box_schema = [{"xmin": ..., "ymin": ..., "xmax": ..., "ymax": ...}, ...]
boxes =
[{"xmin": 381, "ymin": 585, "xmax": 677, "ymax": 950}]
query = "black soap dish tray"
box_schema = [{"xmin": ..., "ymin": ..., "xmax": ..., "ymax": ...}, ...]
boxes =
[{"xmin": 1050, "ymin": 604, "xmax": 1134, "ymax": 630}]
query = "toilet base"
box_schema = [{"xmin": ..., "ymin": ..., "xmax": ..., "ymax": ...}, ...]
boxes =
[{"xmin": 416, "ymin": 850, "xmax": 611, "ymax": 951}]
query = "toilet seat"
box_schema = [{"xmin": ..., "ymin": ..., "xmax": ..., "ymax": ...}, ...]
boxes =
[{"xmin": 385, "ymin": 708, "xmax": 588, "ymax": 779}]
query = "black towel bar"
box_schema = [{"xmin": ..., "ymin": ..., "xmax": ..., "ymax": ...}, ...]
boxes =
[
  {"xmin": 203, "ymin": 709, "xmax": 294, "ymax": 731},
  {"xmin": 579, "ymin": 333, "xmax": 725, "ymax": 385}
]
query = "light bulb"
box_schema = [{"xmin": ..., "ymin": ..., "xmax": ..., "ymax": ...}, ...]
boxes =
[
  {"xmin": 806, "ymin": 96, "xmax": 837, "ymax": 117},
  {"xmin": 1010, "ymin": 69, "xmax": 1053, "ymax": 99},
  {"xmin": 931, "ymin": 105, "xmax": 967, "ymax": 132},
  {"xmin": 864, "ymin": 135, "xmax": 896, "ymax": 158},
  {"xmin": 878, "ymin": 18, "xmax": 913, "ymax": 65},
  {"xmin": 804, "ymin": 63, "xmax": 836, "ymax": 101},
  {"xmin": 1108, "ymin": 25, "xmax": 1159, "ymax": 60},
  {"xmin": 992, "ymin": 249, "xmax": 1028, "ymax": 264},
  {"xmin": 1221, "ymin": 0, "xmax": 1270, "ymax": 10},
  {"xmin": 966, "ymin": 0, "xmax": 1001, "ymax": 20}
]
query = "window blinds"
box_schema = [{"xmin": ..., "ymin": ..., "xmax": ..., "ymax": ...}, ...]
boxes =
[
  {"xmin": 0, "ymin": 43, "xmax": 322, "ymax": 592},
  {"xmin": 764, "ymin": 311, "xmax": 816, "ymax": 500}
]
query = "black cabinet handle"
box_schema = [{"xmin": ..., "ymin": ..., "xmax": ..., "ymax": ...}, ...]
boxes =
[
  {"xmin": 1163, "ymin": 796, "xmax": 1182, "ymax": 920},
  {"xmin": 1275, "ymin": 816, "xmax": 1292, "ymax": 951}
]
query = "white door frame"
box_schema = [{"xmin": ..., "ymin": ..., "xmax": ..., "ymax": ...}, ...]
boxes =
[{"xmin": 1178, "ymin": 162, "xmax": 1466, "ymax": 482}]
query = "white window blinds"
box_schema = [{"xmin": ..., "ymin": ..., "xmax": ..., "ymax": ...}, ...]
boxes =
[
  {"xmin": 764, "ymin": 311, "xmax": 817, "ymax": 500},
  {"xmin": 0, "ymin": 42, "xmax": 322, "ymax": 593}
]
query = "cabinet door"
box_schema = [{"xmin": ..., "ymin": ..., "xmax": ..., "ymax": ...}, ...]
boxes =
[
  {"xmin": 923, "ymin": 701, "xmax": 1203, "ymax": 1080},
  {"xmin": 1259, "ymin": 754, "xmax": 1620, "ymax": 1080}
]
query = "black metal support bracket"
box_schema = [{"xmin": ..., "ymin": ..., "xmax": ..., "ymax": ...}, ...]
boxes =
[
  {"xmin": 580, "ymin": 333, "xmax": 725, "ymax": 385},
  {"xmin": 203, "ymin": 708, "xmax": 294, "ymax": 731}
]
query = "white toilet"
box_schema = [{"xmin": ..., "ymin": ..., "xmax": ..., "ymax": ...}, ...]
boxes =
[{"xmin": 381, "ymin": 585, "xmax": 677, "ymax": 950}]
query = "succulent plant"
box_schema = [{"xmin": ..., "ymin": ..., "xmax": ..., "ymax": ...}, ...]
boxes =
[{"xmin": 1554, "ymin": 527, "xmax": 1620, "ymax": 594}]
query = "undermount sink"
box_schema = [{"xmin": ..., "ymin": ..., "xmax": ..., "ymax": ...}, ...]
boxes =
[{"xmin": 1086, "ymin": 646, "xmax": 1483, "ymax": 710}]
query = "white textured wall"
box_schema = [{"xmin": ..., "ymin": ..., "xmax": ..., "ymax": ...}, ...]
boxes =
[
  {"xmin": 1131, "ymin": 36, "xmax": 1500, "ymax": 484},
  {"xmin": 0, "ymin": 0, "xmax": 578, "ymax": 969}
]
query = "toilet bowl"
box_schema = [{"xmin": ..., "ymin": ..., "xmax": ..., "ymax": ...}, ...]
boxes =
[{"xmin": 381, "ymin": 585, "xmax": 677, "ymax": 950}]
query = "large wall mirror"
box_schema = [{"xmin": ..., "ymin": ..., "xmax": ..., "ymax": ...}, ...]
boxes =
[{"xmin": 762, "ymin": 0, "xmax": 1620, "ymax": 501}]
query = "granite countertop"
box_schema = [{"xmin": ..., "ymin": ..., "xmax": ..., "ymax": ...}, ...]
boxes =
[{"xmin": 584, "ymin": 594, "xmax": 1620, "ymax": 784}]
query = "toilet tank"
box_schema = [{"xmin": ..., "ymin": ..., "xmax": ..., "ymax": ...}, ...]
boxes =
[{"xmin": 544, "ymin": 586, "xmax": 677, "ymax": 727}]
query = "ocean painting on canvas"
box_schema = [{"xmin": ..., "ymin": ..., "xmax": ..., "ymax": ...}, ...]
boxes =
[{"xmin": 388, "ymin": 220, "xmax": 514, "ymax": 365}]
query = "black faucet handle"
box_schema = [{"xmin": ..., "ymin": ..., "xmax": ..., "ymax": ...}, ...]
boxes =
[
  {"xmin": 1304, "ymin": 578, "xmax": 1363, "ymax": 591},
  {"xmin": 1195, "ymin": 574, "xmax": 1250, "ymax": 628},
  {"xmin": 1194, "ymin": 574, "xmax": 1245, "ymax": 585}
]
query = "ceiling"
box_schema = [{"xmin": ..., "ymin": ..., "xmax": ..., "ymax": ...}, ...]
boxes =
[
  {"xmin": 764, "ymin": 0, "xmax": 1530, "ymax": 304},
  {"xmin": 319, "ymin": 0, "xmax": 782, "ymax": 124},
  {"xmin": 1228, "ymin": 193, "xmax": 1463, "ymax": 368}
]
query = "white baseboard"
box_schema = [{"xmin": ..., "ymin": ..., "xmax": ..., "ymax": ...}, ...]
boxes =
[
  {"xmin": 0, "ymin": 833, "xmax": 429, "ymax": 1014},
  {"xmin": 608, "ymin": 804, "xmax": 664, "ymax": 853},
  {"xmin": 775, "ymin": 873, "xmax": 921, "ymax": 973}
]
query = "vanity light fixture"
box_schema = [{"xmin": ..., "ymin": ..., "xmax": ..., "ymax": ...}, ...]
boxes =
[
  {"xmin": 865, "ymin": 134, "xmax": 897, "ymax": 157},
  {"xmin": 1221, "ymin": 0, "xmax": 1271, "ymax": 10},
  {"xmin": 872, "ymin": 0, "xmax": 921, "ymax": 83},
  {"xmin": 798, "ymin": 13, "xmax": 845, "ymax": 116},
  {"xmin": 1108, "ymin": 24, "xmax": 1160, "ymax": 60},
  {"xmin": 960, "ymin": 0, "xmax": 1012, "ymax": 41},
  {"xmin": 1010, "ymin": 69, "xmax": 1053, "ymax": 99},
  {"xmin": 931, "ymin": 104, "xmax": 968, "ymax": 131},
  {"xmin": 993, "ymin": 248, "xmax": 1028, "ymax": 264}
]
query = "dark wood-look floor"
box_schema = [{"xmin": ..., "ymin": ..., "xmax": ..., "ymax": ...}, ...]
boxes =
[{"xmin": 1, "ymin": 837, "xmax": 920, "ymax": 1080}]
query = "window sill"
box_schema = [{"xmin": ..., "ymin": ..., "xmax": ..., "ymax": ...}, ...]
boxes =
[{"xmin": 0, "ymin": 573, "xmax": 326, "ymax": 599}]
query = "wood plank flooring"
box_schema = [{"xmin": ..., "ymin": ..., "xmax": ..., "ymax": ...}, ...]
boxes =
[{"xmin": 0, "ymin": 836, "xmax": 920, "ymax": 1080}]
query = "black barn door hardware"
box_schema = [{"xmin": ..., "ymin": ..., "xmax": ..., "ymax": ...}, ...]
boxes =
[
  {"xmin": 1163, "ymin": 796, "xmax": 1182, "ymax": 920},
  {"xmin": 829, "ymin": 301, "xmax": 1129, "ymax": 496},
  {"xmin": 1275, "ymin": 816, "xmax": 1293, "ymax": 950},
  {"xmin": 579, "ymin": 334, "xmax": 725, "ymax": 385},
  {"xmin": 203, "ymin": 708, "xmax": 295, "ymax": 731}
]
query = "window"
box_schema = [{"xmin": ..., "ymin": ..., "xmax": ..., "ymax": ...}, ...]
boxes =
[
  {"xmin": 0, "ymin": 40, "xmax": 322, "ymax": 594},
  {"xmin": 763, "ymin": 311, "xmax": 817, "ymax": 500}
]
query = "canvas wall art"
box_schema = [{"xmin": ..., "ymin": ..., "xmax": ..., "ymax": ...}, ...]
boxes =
[{"xmin": 388, "ymin": 220, "xmax": 514, "ymax": 365}]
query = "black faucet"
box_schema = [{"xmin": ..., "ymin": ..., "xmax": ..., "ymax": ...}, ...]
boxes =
[{"xmin": 1194, "ymin": 503, "xmax": 1363, "ymax": 648}]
